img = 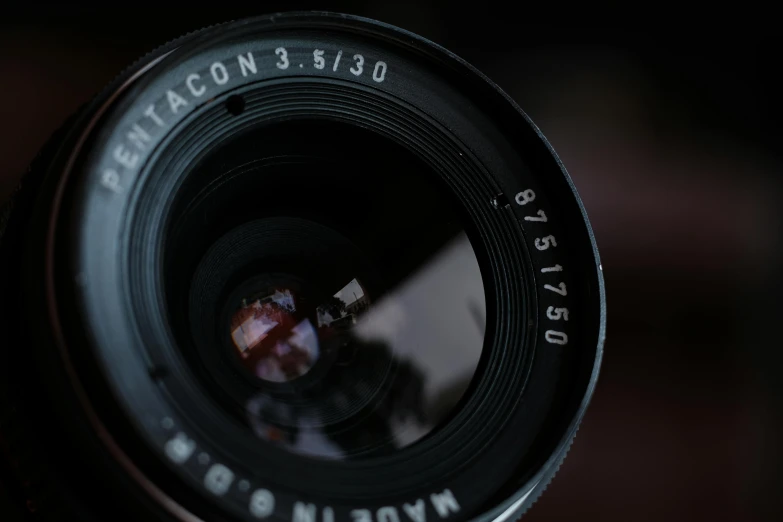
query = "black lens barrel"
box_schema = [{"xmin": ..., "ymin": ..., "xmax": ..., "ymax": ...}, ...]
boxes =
[{"xmin": 0, "ymin": 12, "xmax": 604, "ymax": 522}]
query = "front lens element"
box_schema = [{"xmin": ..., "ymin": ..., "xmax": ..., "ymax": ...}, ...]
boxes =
[{"xmin": 168, "ymin": 119, "xmax": 486, "ymax": 460}]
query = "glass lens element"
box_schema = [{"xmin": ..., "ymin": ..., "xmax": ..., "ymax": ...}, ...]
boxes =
[
  {"xmin": 169, "ymin": 119, "xmax": 487, "ymax": 460},
  {"xmin": 243, "ymin": 233, "xmax": 485, "ymax": 459}
]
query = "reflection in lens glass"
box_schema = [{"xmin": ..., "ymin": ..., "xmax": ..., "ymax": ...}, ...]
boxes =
[
  {"xmin": 230, "ymin": 278, "xmax": 376, "ymax": 384},
  {"xmin": 230, "ymin": 288, "xmax": 321, "ymax": 383},
  {"xmin": 245, "ymin": 232, "xmax": 484, "ymax": 459},
  {"xmin": 353, "ymin": 233, "xmax": 485, "ymax": 445},
  {"xmin": 171, "ymin": 119, "xmax": 487, "ymax": 461}
]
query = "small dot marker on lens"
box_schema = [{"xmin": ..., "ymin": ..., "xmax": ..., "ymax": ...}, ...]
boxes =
[{"xmin": 491, "ymin": 194, "xmax": 510, "ymax": 208}]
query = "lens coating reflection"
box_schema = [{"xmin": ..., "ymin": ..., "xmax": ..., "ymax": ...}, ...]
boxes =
[
  {"xmin": 243, "ymin": 233, "xmax": 485, "ymax": 458},
  {"xmin": 169, "ymin": 119, "xmax": 486, "ymax": 460},
  {"xmin": 230, "ymin": 287, "xmax": 321, "ymax": 383}
]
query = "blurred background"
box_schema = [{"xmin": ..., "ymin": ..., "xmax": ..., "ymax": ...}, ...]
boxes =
[{"xmin": 1, "ymin": 3, "xmax": 781, "ymax": 521}]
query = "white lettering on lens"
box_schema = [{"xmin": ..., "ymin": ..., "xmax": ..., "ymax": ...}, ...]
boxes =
[
  {"xmin": 430, "ymin": 489, "xmax": 460, "ymax": 518},
  {"xmin": 313, "ymin": 49, "xmax": 325, "ymax": 69},
  {"xmin": 113, "ymin": 144, "xmax": 138, "ymax": 169},
  {"xmin": 204, "ymin": 464, "xmax": 234, "ymax": 495},
  {"xmin": 372, "ymin": 61, "xmax": 387, "ymax": 82},
  {"xmin": 186, "ymin": 73, "xmax": 206, "ymax": 97},
  {"xmin": 541, "ymin": 264, "xmax": 563, "ymax": 273},
  {"xmin": 351, "ymin": 509, "xmax": 372, "ymax": 522},
  {"xmin": 144, "ymin": 104, "xmax": 165, "ymax": 127},
  {"xmin": 524, "ymin": 209, "xmax": 548, "ymax": 222},
  {"xmin": 514, "ymin": 189, "xmax": 535, "ymax": 206},
  {"xmin": 350, "ymin": 54, "xmax": 364, "ymax": 76},
  {"xmin": 166, "ymin": 89, "xmax": 188, "ymax": 114},
  {"xmin": 100, "ymin": 169, "xmax": 122, "ymax": 194},
  {"xmin": 249, "ymin": 489, "xmax": 275, "ymax": 518},
  {"xmin": 275, "ymin": 47, "xmax": 289, "ymax": 69},
  {"xmin": 210, "ymin": 61, "xmax": 229, "ymax": 85},
  {"xmin": 238, "ymin": 52, "xmax": 257, "ymax": 76},
  {"xmin": 333, "ymin": 50, "xmax": 343, "ymax": 71},
  {"xmin": 535, "ymin": 235, "xmax": 558, "ymax": 251},
  {"xmin": 546, "ymin": 306, "xmax": 570, "ymax": 321},
  {"xmin": 293, "ymin": 502, "xmax": 316, "ymax": 522},
  {"xmin": 126, "ymin": 123, "xmax": 151, "ymax": 150},
  {"xmin": 544, "ymin": 283, "xmax": 567, "ymax": 296},
  {"xmin": 323, "ymin": 506, "xmax": 335, "ymax": 522},
  {"xmin": 163, "ymin": 432, "xmax": 195, "ymax": 464},
  {"xmin": 403, "ymin": 500, "xmax": 426, "ymax": 522},
  {"xmin": 378, "ymin": 507, "xmax": 400, "ymax": 522},
  {"xmin": 545, "ymin": 330, "xmax": 568, "ymax": 345}
]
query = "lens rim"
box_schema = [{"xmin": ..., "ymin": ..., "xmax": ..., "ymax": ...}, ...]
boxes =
[{"xmin": 36, "ymin": 11, "xmax": 605, "ymax": 522}]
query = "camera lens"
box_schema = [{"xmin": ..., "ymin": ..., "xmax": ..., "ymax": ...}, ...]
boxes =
[{"xmin": 0, "ymin": 12, "xmax": 604, "ymax": 522}]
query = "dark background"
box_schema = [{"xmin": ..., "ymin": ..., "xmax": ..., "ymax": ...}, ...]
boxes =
[{"xmin": 1, "ymin": 3, "xmax": 782, "ymax": 522}]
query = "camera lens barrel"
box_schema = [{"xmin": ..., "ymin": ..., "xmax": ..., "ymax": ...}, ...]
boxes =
[{"xmin": 0, "ymin": 12, "xmax": 604, "ymax": 522}]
